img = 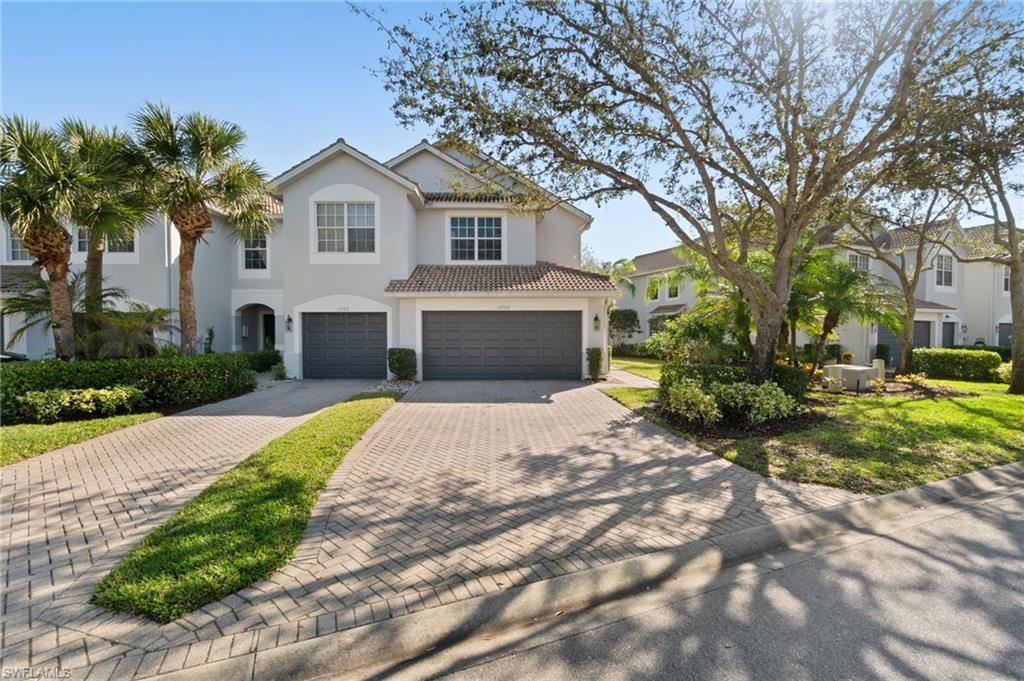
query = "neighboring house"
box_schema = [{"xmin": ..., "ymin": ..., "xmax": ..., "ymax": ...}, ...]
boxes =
[
  {"xmin": 613, "ymin": 246, "xmax": 691, "ymax": 340},
  {"xmin": 615, "ymin": 222, "xmax": 1012, "ymax": 365},
  {"xmin": 1, "ymin": 139, "xmax": 618, "ymax": 380}
]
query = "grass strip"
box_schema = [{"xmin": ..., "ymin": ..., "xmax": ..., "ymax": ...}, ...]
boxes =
[
  {"xmin": 603, "ymin": 380, "xmax": 1023, "ymax": 495},
  {"xmin": 1, "ymin": 412, "xmax": 162, "ymax": 467},
  {"xmin": 610, "ymin": 357, "xmax": 664, "ymax": 381},
  {"xmin": 92, "ymin": 391, "xmax": 399, "ymax": 622}
]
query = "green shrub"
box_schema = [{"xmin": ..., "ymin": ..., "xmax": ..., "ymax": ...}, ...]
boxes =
[
  {"xmin": 586, "ymin": 347, "xmax": 604, "ymax": 380},
  {"xmin": 825, "ymin": 344, "xmax": 842, "ymax": 361},
  {"xmin": 770, "ymin": 363, "xmax": 810, "ymax": 401},
  {"xmin": 612, "ymin": 343, "xmax": 659, "ymax": 359},
  {"xmin": 709, "ymin": 381, "xmax": 796, "ymax": 425},
  {"xmin": 658, "ymin": 361, "xmax": 749, "ymax": 403},
  {"xmin": 240, "ymin": 349, "xmax": 282, "ymax": 372},
  {"xmin": 911, "ymin": 348, "xmax": 1003, "ymax": 381},
  {"xmin": 950, "ymin": 345, "xmax": 1012, "ymax": 362},
  {"xmin": 996, "ymin": 362, "xmax": 1012, "ymax": 384},
  {"xmin": 271, "ymin": 363, "xmax": 287, "ymax": 381},
  {"xmin": 387, "ymin": 348, "xmax": 417, "ymax": 380},
  {"xmin": 18, "ymin": 386, "xmax": 147, "ymax": 423},
  {"xmin": 609, "ymin": 309, "xmax": 641, "ymax": 345},
  {"xmin": 665, "ymin": 378, "xmax": 720, "ymax": 426},
  {"xmin": 874, "ymin": 343, "xmax": 891, "ymax": 364},
  {"xmin": 1, "ymin": 355, "xmax": 256, "ymax": 421}
]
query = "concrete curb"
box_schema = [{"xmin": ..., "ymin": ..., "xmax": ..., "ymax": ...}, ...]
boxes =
[{"xmin": 153, "ymin": 461, "xmax": 1024, "ymax": 681}]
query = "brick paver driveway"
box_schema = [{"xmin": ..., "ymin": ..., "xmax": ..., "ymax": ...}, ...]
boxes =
[
  {"xmin": 0, "ymin": 379, "xmax": 376, "ymax": 679},
  {"xmin": 4, "ymin": 379, "xmax": 865, "ymax": 680}
]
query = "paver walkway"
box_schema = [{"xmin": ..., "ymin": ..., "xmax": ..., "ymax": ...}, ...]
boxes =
[
  {"xmin": 0, "ymin": 379, "xmax": 376, "ymax": 679},
  {"xmin": 6, "ymin": 379, "xmax": 866, "ymax": 680}
]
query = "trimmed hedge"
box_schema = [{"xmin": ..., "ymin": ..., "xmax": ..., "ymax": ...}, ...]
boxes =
[
  {"xmin": 240, "ymin": 349, "xmax": 282, "ymax": 372},
  {"xmin": 387, "ymin": 348, "xmax": 417, "ymax": 381},
  {"xmin": 1, "ymin": 354, "xmax": 257, "ymax": 421},
  {"xmin": 612, "ymin": 343, "xmax": 660, "ymax": 359},
  {"xmin": 587, "ymin": 347, "xmax": 604, "ymax": 380},
  {"xmin": 949, "ymin": 345, "xmax": 1012, "ymax": 362},
  {"xmin": 18, "ymin": 386, "xmax": 147, "ymax": 423},
  {"xmin": 912, "ymin": 348, "xmax": 1003, "ymax": 381},
  {"xmin": 659, "ymin": 361, "xmax": 810, "ymax": 403}
]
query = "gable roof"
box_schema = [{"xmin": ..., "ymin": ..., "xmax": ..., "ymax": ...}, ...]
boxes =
[
  {"xmin": 959, "ymin": 224, "xmax": 1022, "ymax": 259},
  {"xmin": 272, "ymin": 138, "xmax": 423, "ymax": 198},
  {"xmin": 388, "ymin": 140, "xmax": 593, "ymax": 225},
  {"xmin": 630, "ymin": 246, "xmax": 686, "ymax": 275},
  {"xmin": 0, "ymin": 265, "xmax": 38, "ymax": 298},
  {"xmin": 384, "ymin": 262, "xmax": 617, "ymax": 296},
  {"xmin": 883, "ymin": 219, "xmax": 960, "ymax": 250}
]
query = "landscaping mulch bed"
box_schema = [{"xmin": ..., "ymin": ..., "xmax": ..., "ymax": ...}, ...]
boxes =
[
  {"xmin": 808, "ymin": 382, "xmax": 973, "ymax": 399},
  {"xmin": 649, "ymin": 403, "xmax": 831, "ymax": 440}
]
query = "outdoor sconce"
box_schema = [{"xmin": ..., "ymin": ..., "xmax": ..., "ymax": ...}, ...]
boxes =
[
  {"xmin": 961, "ymin": 323, "xmax": 968, "ymax": 334},
  {"xmin": 241, "ymin": 324, "xmax": 249, "ymax": 340},
  {"xmin": 593, "ymin": 313, "xmax": 600, "ymax": 331},
  {"xmin": 286, "ymin": 315, "xmax": 293, "ymax": 332}
]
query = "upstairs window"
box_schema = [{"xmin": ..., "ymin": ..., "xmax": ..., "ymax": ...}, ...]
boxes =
[
  {"xmin": 667, "ymin": 282, "xmax": 679, "ymax": 298},
  {"xmin": 848, "ymin": 253, "xmax": 870, "ymax": 271},
  {"xmin": 1005, "ymin": 266, "xmax": 1011, "ymax": 293},
  {"xmin": 316, "ymin": 202, "xmax": 375, "ymax": 254},
  {"xmin": 243, "ymin": 237, "xmax": 267, "ymax": 270},
  {"xmin": 935, "ymin": 253, "xmax": 954, "ymax": 287},
  {"xmin": 450, "ymin": 216, "xmax": 502, "ymax": 262},
  {"xmin": 77, "ymin": 232, "xmax": 135, "ymax": 253},
  {"xmin": 8, "ymin": 234, "xmax": 30, "ymax": 261}
]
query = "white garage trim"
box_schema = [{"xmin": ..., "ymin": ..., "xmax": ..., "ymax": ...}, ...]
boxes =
[{"xmin": 291, "ymin": 293, "xmax": 394, "ymax": 378}]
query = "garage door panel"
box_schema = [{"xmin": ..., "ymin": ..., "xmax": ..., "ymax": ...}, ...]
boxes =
[
  {"xmin": 302, "ymin": 312, "xmax": 387, "ymax": 378},
  {"xmin": 423, "ymin": 310, "xmax": 581, "ymax": 379}
]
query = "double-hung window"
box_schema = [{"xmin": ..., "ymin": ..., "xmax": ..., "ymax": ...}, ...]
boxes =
[
  {"xmin": 449, "ymin": 216, "xmax": 502, "ymax": 262},
  {"xmin": 8, "ymin": 234, "xmax": 30, "ymax": 261},
  {"xmin": 77, "ymin": 232, "xmax": 135, "ymax": 253},
  {"xmin": 935, "ymin": 254, "xmax": 954, "ymax": 287},
  {"xmin": 667, "ymin": 282, "xmax": 679, "ymax": 299},
  {"xmin": 315, "ymin": 202, "xmax": 375, "ymax": 254},
  {"xmin": 848, "ymin": 253, "xmax": 870, "ymax": 271},
  {"xmin": 243, "ymin": 237, "xmax": 268, "ymax": 270}
]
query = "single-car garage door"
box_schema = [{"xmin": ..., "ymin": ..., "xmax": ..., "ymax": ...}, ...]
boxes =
[
  {"xmin": 423, "ymin": 311, "xmax": 581, "ymax": 380},
  {"xmin": 302, "ymin": 312, "xmax": 386, "ymax": 378}
]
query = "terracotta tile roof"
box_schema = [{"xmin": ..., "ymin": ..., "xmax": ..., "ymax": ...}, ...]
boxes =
[
  {"xmin": 630, "ymin": 247, "xmax": 685, "ymax": 274},
  {"xmin": 915, "ymin": 298, "xmax": 956, "ymax": 311},
  {"xmin": 422, "ymin": 191, "xmax": 513, "ymax": 204},
  {"xmin": 885, "ymin": 220, "xmax": 958, "ymax": 250},
  {"xmin": 385, "ymin": 262, "xmax": 617, "ymax": 294},
  {"xmin": 1, "ymin": 266, "xmax": 38, "ymax": 297},
  {"xmin": 649, "ymin": 304, "xmax": 686, "ymax": 315},
  {"xmin": 259, "ymin": 194, "xmax": 283, "ymax": 216},
  {"xmin": 959, "ymin": 224, "xmax": 1022, "ymax": 258}
]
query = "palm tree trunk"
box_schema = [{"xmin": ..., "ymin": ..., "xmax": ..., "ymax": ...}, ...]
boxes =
[
  {"xmin": 177, "ymin": 234, "xmax": 199, "ymax": 354},
  {"xmin": 809, "ymin": 310, "xmax": 841, "ymax": 374},
  {"xmin": 44, "ymin": 260, "xmax": 76, "ymax": 360},
  {"xmin": 84, "ymin": 235, "xmax": 105, "ymax": 358}
]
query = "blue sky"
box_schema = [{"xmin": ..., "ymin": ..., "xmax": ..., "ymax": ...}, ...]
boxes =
[{"xmin": 1, "ymin": 1, "xmax": 672, "ymax": 263}]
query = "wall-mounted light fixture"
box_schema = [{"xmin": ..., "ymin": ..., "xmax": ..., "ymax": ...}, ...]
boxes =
[
  {"xmin": 593, "ymin": 313, "xmax": 600, "ymax": 331},
  {"xmin": 286, "ymin": 314, "xmax": 293, "ymax": 332},
  {"xmin": 241, "ymin": 324, "xmax": 249, "ymax": 340}
]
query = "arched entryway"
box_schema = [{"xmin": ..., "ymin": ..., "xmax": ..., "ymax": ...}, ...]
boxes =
[{"xmin": 235, "ymin": 303, "xmax": 277, "ymax": 352}]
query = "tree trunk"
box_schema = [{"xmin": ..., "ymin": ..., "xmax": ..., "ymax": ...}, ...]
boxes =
[
  {"xmin": 178, "ymin": 235, "xmax": 199, "ymax": 354},
  {"xmin": 751, "ymin": 304, "xmax": 785, "ymax": 383},
  {"xmin": 44, "ymin": 260, "xmax": 75, "ymax": 360},
  {"xmin": 808, "ymin": 310, "xmax": 841, "ymax": 375},
  {"xmin": 895, "ymin": 303, "xmax": 916, "ymax": 375},
  {"xmin": 790, "ymin": 316, "xmax": 799, "ymax": 368},
  {"xmin": 1008, "ymin": 261, "xmax": 1024, "ymax": 394},
  {"xmin": 84, "ymin": 235, "xmax": 105, "ymax": 358}
]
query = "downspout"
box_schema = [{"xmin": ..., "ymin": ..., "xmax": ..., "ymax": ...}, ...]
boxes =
[{"xmin": 166, "ymin": 214, "xmax": 175, "ymax": 346}]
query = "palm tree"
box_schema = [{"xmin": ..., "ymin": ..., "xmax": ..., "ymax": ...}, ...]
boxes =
[
  {"xmin": 105, "ymin": 303, "xmax": 178, "ymax": 357},
  {"xmin": 0, "ymin": 116, "xmax": 93, "ymax": 359},
  {"xmin": 59, "ymin": 119, "xmax": 151, "ymax": 357},
  {"xmin": 0, "ymin": 270, "xmax": 127, "ymax": 353},
  {"xmin": 802, "ymin": 255, "xmax": 902, "ymax": 374},
  {"xmin": 130, "ymin": 103, "xmax": 273, "ymax": 353}
]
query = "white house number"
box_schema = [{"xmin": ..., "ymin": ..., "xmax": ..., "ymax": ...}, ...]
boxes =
[{"xmin": 336, "ymin": 306, "xmax": 349, "ymax": 312}]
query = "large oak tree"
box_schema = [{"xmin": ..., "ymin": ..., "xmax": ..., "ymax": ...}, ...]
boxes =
[{"xmin": 371, "ymin": 0, "xmax": 1006, "ymax": 380}]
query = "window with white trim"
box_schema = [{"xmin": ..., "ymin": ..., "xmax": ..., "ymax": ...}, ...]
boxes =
[
  {"xmin": 935, "ymin": 254, "xmax": 954, "ymax": 287},
  {"xmin": 315, "ymin": 202, "xmax": 375, "ymax": 253},
  {"xmin": 848, "ymin": 253, "xmax": 870, "ymax": 271},
  {"xmin": 243, "ymin": 237, "xmax": 267, "ymax": 270},
  {"xmin": 76, "ymin": 232, "xmax": 135, "ymax": 253},
  {"xmin": 450, "ymin": 216, "xmax": 502, "ymax": 262},
  {"xmin": 667, "ymin": 282, "xmax": 679, "ymax": 298},
  {"xmin": 8, "ymin": 234, "xmax": 30, "ymax": 261},
  {"xmin": 1005, "ymin": 266, "xmax": 1011, "ymax": 293}
]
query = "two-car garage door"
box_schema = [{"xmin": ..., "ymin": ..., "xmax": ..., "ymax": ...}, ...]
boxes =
[{"xmin": 422, "ymin": 311, "xmax": 582, "ymax": 380}]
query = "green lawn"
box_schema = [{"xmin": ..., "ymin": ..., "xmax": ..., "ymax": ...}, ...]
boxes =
[
  {"xmin": 92, "ymin": 391, "xmax": 400, "ymax": 623},
  {"xmin": 611, "ymin": 356, "xmax": 664, "ymax": 381},
  {"xmin": 1, "ymin": 412, "xmax": 162, "ymax": 467},
  {"xmin": 603, "ymin": 380, "xmax": 1024, "ymax": 495}
]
